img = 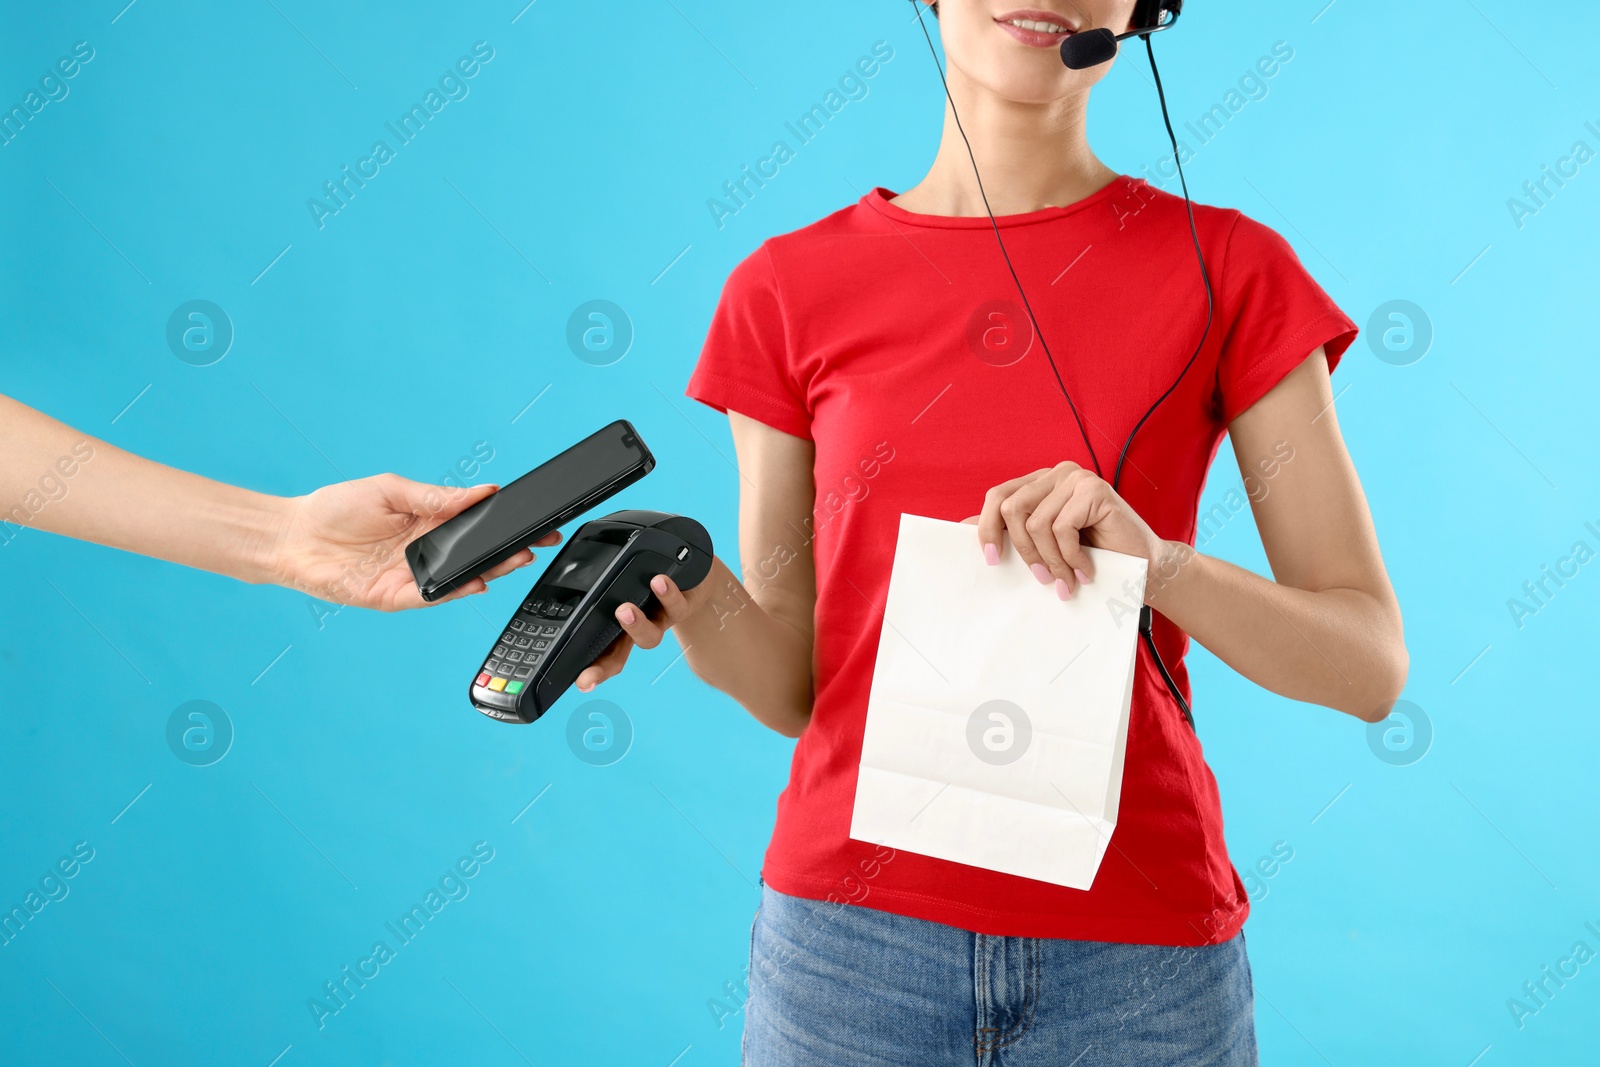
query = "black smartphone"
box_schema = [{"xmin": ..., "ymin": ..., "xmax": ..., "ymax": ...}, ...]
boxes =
[{"xmin": 405, "ymin": 420, "xmax": 654, "ymax": 602}]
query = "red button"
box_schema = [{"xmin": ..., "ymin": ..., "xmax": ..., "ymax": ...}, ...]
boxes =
[{"xmin": 475, "ymin": 671, "xmax": 492, "ymax": 688}]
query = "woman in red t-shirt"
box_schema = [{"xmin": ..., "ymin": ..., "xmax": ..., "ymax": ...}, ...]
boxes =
[{"xmin": 578, "ymin": 2, "xmax": 1405, "ymax": 1063}]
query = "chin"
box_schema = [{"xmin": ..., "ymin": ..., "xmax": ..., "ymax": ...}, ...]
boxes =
[{"xmin": 959, "ymin": 54, "xmax": 1107, "ymax": 106}]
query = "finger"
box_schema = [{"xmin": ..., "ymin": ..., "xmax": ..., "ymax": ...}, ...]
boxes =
[
  {"xmin": 1050, "ymin": 480, "xmax": 1104, "ymax": 585},
  {"xmin": 997, "ymin": 475, "xmax": 1060, "ymax": 582},
  {"xmin": 532, "ymin": 530, "xmax": 563, "ymax": 548},
  {"xmin": 1026, "ymin": 479, "xmax": 1079, "ymax": 590},
  {"xmin": 648, "ymin": 574, "xmax": 695, "ymax": 626},
  {"xmin": 388, "ymin": 585, "xmax": 428, "ymax": 611},
  {"xmin": 477, "ymin": 548, "xmax": 535, "ymax": 582},
  {"xmin": 615, "ymin": 600, "xmax": 666, "ymax": 651},
  {"xmin": 576, "ymin": 635, "xmax": 635, "ymax": 691},
  {"xmin": 977, "ymin": 470, "xmax": 1048, "ymax": 563}
]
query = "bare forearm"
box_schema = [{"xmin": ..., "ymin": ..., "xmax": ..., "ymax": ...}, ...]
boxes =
[
  {"xmin": 674, "ymin": 557, "xmax": 814, "ymax": 736},
  {"xmin": 1, "ymin": 395, "xmax": 288, "ymax": 582},
  {"xmin": 1147, "ymin": 541, "xmax": 1408, "ymax": 721}
]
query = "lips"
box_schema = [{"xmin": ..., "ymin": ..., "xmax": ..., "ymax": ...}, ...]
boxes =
[{"xmin": 994, "ymin": 8, "xmax": 1078, "ymax": 48}]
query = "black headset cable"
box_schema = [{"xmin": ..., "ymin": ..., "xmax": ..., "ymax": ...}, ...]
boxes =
[{"xmin": 909, "ymin": 4, "xmax": 1205, "ymax": 729}]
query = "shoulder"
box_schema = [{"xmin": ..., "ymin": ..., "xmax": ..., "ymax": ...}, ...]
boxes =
[
  {"xmin": 1118, "ymin": 179, "xmax": 1306, "ymax": 264},
  {"xmin": 718, "ymin": 196, "xmax": 872, "ymax": 297},
  {"xmin": 763, "ymin": 197, "xmax": 870, "ymax": 265},
  {"xmin": 1106, "ymin": 179, "xmax": 1238, "ymax": 243}
]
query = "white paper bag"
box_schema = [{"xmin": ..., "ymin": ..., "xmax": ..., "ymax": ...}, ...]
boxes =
[{"xmin": 849, "ymin": 513, "xmax": 1147, "ymax": 890}]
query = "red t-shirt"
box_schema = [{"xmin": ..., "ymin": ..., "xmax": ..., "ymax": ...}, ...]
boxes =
[{"xmin": 686, "ymin": 175, "xmax": 1357, "ymax": 946}]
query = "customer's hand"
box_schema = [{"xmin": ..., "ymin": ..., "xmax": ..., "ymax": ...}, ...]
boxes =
[
  {"xmin": 273, "ymin": 474, "xmax": 560, "ymax": 611},
  {"xmin": 968, "ymin": 462, "xmax": 1167, "ymax": 600},
  {"xmin": 572, "ymin": 572, "xmax": 719, "ymax": 692}
]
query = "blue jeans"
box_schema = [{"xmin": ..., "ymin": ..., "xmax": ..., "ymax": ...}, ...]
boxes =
[{"xmin": 743, "ymin": 885, "xmax": 1257, "ymax": 1066}]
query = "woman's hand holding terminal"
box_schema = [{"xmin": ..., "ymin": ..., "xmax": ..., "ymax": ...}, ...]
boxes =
[{"xmin": 573, "ymin": 565, "xmax": 721, "ymax": 693}]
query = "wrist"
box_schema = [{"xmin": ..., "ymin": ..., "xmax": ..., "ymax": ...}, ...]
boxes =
[
  {"xmin": 248, "ymin": 492, "xmax": 301, "ymax": 589},
  {"xmin": 1144, "ymin": 538, "xmax": 1197, "ymax": 603},
  {"xmin": 167, "ymin": 480, "xmax": 297, "ymax": 588},
  {"xmin": 674, "ymin": 557, "xmax": 747, "ymax": 646}
]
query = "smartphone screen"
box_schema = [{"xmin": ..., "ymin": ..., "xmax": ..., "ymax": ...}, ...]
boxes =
[{"xmin": 407, "ymin": 421, "xmax": 651, "ymax": 600}]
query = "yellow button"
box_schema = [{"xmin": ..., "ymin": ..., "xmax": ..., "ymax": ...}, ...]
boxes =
[{"xmin": 488, "ymin": 677, "xmax": 507, "ymax": 692}]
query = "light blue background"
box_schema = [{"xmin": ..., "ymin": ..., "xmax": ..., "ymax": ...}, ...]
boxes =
[{"xmin": 3, "ymin": 1, "xmax": 1597, "ymax": 1064}]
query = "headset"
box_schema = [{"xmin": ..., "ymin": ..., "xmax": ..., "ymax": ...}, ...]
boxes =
[
  {"xmin": 1067, "ymin": 0, "xmax": 1185, "ymax": 68},
  {"xmin": 909, "ymin": 0, "xmax": 1208, "ymax": 729}
]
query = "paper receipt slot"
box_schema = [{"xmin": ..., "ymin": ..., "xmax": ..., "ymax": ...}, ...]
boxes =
[{"xmin": 468, "ymin": 510, "xmax": 713, "ymax": 724}]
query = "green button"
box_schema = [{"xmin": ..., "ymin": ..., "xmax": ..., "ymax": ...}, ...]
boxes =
[{"xmin": 504, "ymin": 681, "xmax": 524, "ymax": 694}]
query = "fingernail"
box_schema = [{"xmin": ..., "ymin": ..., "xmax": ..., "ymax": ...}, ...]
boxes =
[
  {"xmin": 1055, "ymin": 578, "xmax": 1073, "ymax": 601},
  {"xmin": 1075, "ymin": 568, "xmax": 1092, "ymax": 585},
  {"xmin": 651, "ymin": 575, "xmax": 668, "ymax": 594},
  {"xmin": 983, "ymin": 543, "xmax": 1000, "ymax": 566},
  {"xmin": 618, "ymin": 605, "xmax": 636, "ymax": 625},
  {"xmin": 1030, "ymin": 563, "xmax": 1051, "ymax": 585}
]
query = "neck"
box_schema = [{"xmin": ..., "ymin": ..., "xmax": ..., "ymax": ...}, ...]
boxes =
[{"xmin": 893, "ymin": 68, "xmax": 1118, "ymax": 217}]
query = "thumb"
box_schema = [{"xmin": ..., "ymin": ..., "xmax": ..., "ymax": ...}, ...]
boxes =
[{"xmin": 393, "ymin": 478, "xmax": 498, "ymax": 522}]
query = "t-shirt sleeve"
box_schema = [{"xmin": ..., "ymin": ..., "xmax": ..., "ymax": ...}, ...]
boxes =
[
  {"xmin": 1213, "ymin": 213, "xmax": 1358, "ymax": 425},
  {"xmin": 686, "ymin": 242, "xmax": 812, "ymax": 440}
]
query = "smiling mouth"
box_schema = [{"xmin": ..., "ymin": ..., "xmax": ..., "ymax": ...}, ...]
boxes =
[
  {"xmin": 994, "ymin": 11, "xmax": 1079, "ymax": 46},
  {"xmin": 1003, "ymin": 17, "xmax": 1071, "ymax": 33}
]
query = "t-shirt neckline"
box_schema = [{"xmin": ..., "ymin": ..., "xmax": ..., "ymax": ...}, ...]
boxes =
[{"xmin": 862, "ymin": 174, "xmax": 1138, "ymax": 230}]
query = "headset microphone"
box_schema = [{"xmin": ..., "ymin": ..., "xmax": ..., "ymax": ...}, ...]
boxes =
[
  {"xmin": 1059, "ymin": 5, "xmax": 1181, "ymax": 70},
  {"xmin": 1058, "ymin": 28, "xmax": 1121, "ymax": 70},
  {"xmin": 1061, "ymin": 2, "xmax": 1182, "ymax": 68}
]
